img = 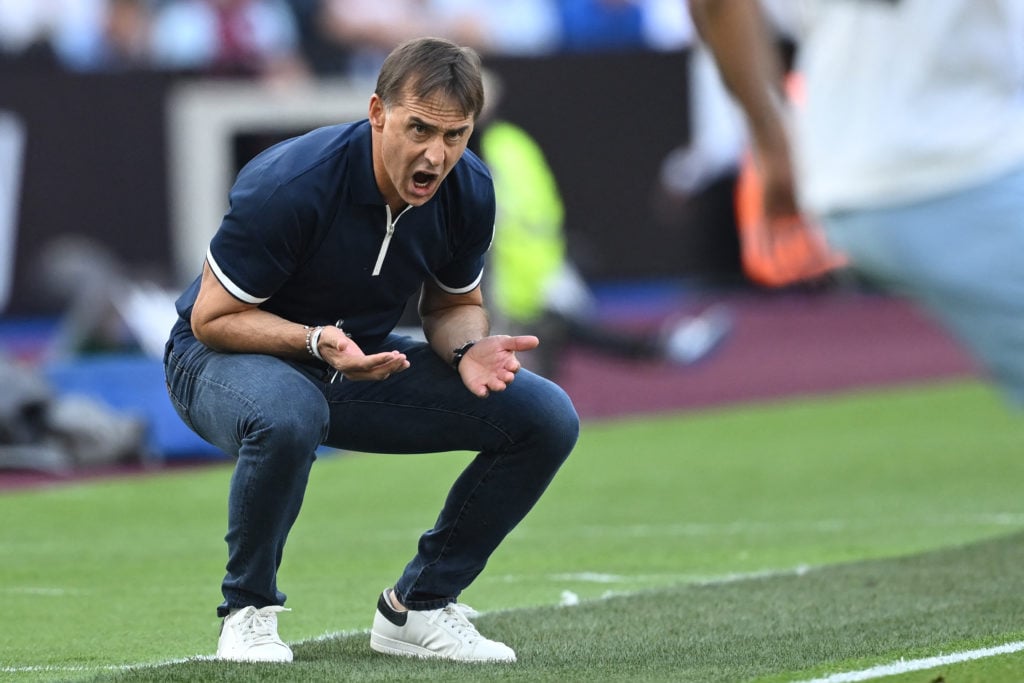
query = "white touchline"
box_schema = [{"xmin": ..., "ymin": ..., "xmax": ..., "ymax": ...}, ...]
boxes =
[
  {"xmin": 792, "ymin": 640, "xmax": 1024, "ymax": 683},
  {"xmin": 7, "ymin": 583, "xmax": 1020, "ymax": 679},
  {"xmin": 0, "ymin": 630, "xmax": 368, "ymax": 676}
]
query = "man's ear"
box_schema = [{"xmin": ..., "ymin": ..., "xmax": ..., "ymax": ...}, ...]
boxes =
[{"xmin": 368, "ymin": 94, "xmax": 386, "ymax": 130}]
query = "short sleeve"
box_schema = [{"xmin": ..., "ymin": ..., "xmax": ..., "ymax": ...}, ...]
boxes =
[
  {"xmin": 207, "ymin": 172, "xmax": 309, "ymax": 304},
  {"xmin": 431, "ymin": 164, "xmax": 496, "ymax": 293}
]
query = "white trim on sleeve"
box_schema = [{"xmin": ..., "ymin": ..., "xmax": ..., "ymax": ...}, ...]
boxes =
[
  {"xmin": 434, "ymin": 267, "xmax": 484, "ymax": 295},
  {"xmin": 206, "ymin": 247, "xmax": 269, "ymax": 304}
]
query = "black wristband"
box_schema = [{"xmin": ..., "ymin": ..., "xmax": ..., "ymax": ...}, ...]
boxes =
[{"xmin": 451, "ymin": 340, "xmax": 477, "ymax": 369}]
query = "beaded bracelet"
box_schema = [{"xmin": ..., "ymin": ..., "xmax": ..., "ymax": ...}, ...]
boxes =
[
  {"xmin": 310, "ymin": 326, "xmax": 325, "ymax": 361},
  {"xmin": 304, "ymin": 325, "xmax": 325, "ymax": 362}
]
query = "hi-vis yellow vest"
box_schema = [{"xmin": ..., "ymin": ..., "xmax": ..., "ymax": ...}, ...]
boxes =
[{"xmin": 480, "ymin": 121, "xmax": 566, "ymax": 322}]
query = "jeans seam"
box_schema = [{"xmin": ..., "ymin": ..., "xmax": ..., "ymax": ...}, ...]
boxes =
[
  {"xmin": 403, "ymin": 443, "xmax": 509, "ymax": 607},
  {"xmin": 168, "ymin": 350, "xmax": 274, "ymax": 609}
]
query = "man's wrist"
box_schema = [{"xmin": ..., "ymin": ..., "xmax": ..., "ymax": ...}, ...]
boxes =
[
  {"xmin": 451, "ymin": 340, "xmax": 477, "ymax": 369},
  {"xmin": 304, "ymin": 325, "xmax": 325, "ymax": 362}
]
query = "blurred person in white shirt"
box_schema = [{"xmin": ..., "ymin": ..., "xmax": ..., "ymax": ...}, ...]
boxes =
[{"xmin": 691, "ymin": 0, "xmax": 1024, "ymax": 405}]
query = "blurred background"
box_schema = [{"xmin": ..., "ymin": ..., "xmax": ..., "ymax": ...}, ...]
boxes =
[
  {"xmin": 0, "ymin": 0, "xmax": 751, "ymax": 317},
  {"xmin": 0, "ymin": 0, "xmax": 977, "ymax": 476}
]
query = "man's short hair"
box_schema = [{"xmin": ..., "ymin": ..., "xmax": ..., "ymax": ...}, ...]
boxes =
[{"xmin": 375, "ymin": 37, "xmax": 485, "ymax": 120}]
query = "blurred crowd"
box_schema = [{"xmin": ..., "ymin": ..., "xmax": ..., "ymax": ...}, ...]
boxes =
[{"xmin": 0, "ymin": 0, "xmax": 696, "ymax": 81}]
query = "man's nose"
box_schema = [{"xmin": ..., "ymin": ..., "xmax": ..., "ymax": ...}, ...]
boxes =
[{"xmin": 424, "ymin": 138, "xmax": 445, "ymax": 167}]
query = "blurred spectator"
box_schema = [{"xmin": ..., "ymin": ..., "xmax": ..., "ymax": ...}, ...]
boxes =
[
  {"xmin": 57, "ymin": 0, "xmax": 154, "ymax": 71},
  {"xmin": 0, "ymin": 0, "xmax": 154, "ymax": 72},
  {"xmin": 96, "ymin": 0, "xmax": 153, "ymax": 69},
  {"xmin": 434, "ymin": 0, "xmax": 561, "ymax": 56},
  {"xmin": 0, "ymin": 0, "xmax": 150, "ymax": 71},
  {"xmin": 655, "ymin": 0, "xmax": 845, "ymax": 288},
  {"xmin": 692, "ymin": 0, "xmax": 1024, "ymax": 404},
  {"xmin": 640, "ymin": 0, "xmax": 694, "ymax": 51},
  {"xmin": 476, "ymin": 79, "xmax": 731, "ymax": 379},
  {"xmin": 150, "ymin": 0, "xmax": 308, "ymax": 80},
  {"xmin": 314, "ymin": 0, "xmax": 482, "ymax": 80},
  {"xmin": 556, "ymin": 0, "xmax": 691, "ymax": 53},
  {"xmin": 0, "ymin": 0, "xmax": 88, "ymax": 67},
  {"xmin": 309, "ymin": 0, "xmax": 557, "ymax": 80},
  {"xmin": 659, "ymin": 0, "xmax": 793, "ymax": 198},
  {"xmin": 557, "ymin": 0, "xmax": 645, "ymax": 52},
  {"xmin": 302, "ymin": 0, "xmax": 560, "ymax": 78},
  {"xmin": 0, "ymin": 0, "xmax": 50, "ymax": 60},
  {"xmin": 0, "ymin": 0, "xmax": 702, "ymax": 76},
  {"xmin": 282, "ymin": 0, "xmax": 349, "ymax": 75}
]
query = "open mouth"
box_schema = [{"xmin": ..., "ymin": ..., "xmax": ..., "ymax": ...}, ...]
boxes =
[{"xmin": 413, "ymin": 171, "xmax": 438, "ymax": 191}]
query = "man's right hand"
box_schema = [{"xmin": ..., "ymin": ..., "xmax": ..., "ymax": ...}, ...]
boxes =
[{"xmin": 320, "ymin": 328, "xmax": 409, "ymax": 381}]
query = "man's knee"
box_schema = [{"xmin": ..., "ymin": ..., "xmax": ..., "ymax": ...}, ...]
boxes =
[
  {"xmin": 244, "ymin": 377, "xmax": 329, "ymax": 457},
  {"xmin": 516, "ymin": 377, "xmax": 580, "ymax": 460}
]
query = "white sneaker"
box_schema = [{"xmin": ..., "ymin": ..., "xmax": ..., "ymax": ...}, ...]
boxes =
[
  {"xmin": 370, "ymin": 590, "xmax": 516, "ymax": 662},
  {"xmin": 216, "ymin": 605, "xmax": 293, "ymax": 663}
]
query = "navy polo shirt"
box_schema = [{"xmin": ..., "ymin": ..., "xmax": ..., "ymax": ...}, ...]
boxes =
[{"xmin": 171, "ymin": 120, "xmax": 495, "ymax": 355}]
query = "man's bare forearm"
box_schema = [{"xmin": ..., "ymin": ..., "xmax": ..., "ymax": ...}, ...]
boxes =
[
  {"xmin": 421, "ymin": 303, "xmax": 490, "ymax": 365},
  {"xmin": 688, "ymin": 0, "xmax": 788, "ymax": 154},
  {"xmin": 193, "ymin": 306, "xmax": 311, "ymax": 359}
]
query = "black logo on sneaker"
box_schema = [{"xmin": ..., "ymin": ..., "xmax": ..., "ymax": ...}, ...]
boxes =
[{"xmin": 378, "ymin": 592, "xmax": 408, "ymax": 627}]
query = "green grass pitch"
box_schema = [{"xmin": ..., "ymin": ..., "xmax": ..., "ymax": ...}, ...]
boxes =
[{"xmin": 2, "ymin": 378, "xmax": 1022, "ymax": 682}]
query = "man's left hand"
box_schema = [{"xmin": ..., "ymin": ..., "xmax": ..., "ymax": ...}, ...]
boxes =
[{"xmin": 458, "ymin": 335, "xmax": 539, "ymax": 398}]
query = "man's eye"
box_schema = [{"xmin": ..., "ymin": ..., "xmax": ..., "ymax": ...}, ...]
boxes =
[{"xmin": 446, "ymin": 131, "xmax": 464, "ymax": 142}]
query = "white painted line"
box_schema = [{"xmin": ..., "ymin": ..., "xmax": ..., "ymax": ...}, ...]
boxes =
[
  {"xmin": 5, "ymin": 581, "xmax": 1019, "ymax": 682},
  {"xmin": 0, "ymin": 631, "xmax": 368, "ymax": 675},
  {"xmin": 793, "ymin": 640, "xmax": 1024, "ymax": 683},
  {"xmin": 1, "ymin": 657, "xmax": 212, "ymax": 675}
]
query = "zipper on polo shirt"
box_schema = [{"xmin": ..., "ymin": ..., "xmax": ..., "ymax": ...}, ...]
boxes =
[{"xmin": 372, "ymin": 204, "xmax": 411, "ymax": 276}]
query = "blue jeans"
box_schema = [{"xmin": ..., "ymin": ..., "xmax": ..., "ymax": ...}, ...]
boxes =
[{"xmin": 164, "ymin": 333, "xmax": 579, "ymax": 615}]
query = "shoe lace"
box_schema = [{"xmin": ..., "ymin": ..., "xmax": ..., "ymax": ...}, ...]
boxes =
[
  {"xmin": 438, "ymin": 603, "xmax": 483, "ymax": 643},
  {"xmin": 235, "ymin": 606, "xmax": 288, "ymax": 646}
]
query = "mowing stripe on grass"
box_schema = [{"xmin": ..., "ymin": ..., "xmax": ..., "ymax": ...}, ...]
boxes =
[
  {"xmin": 794, "ymin": 640, "xmax": 1024, "ymax": 682},
  {"xmin": 0, "ymin": 569, "xmax": 814, "ymax": 679},
  {"xmin": 540, "ymin": 564, "xmax": 814, "ymax": 585},
  {"xmin": 4, "ymin": 586, "xmax": 75, "ymax": 596}
]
